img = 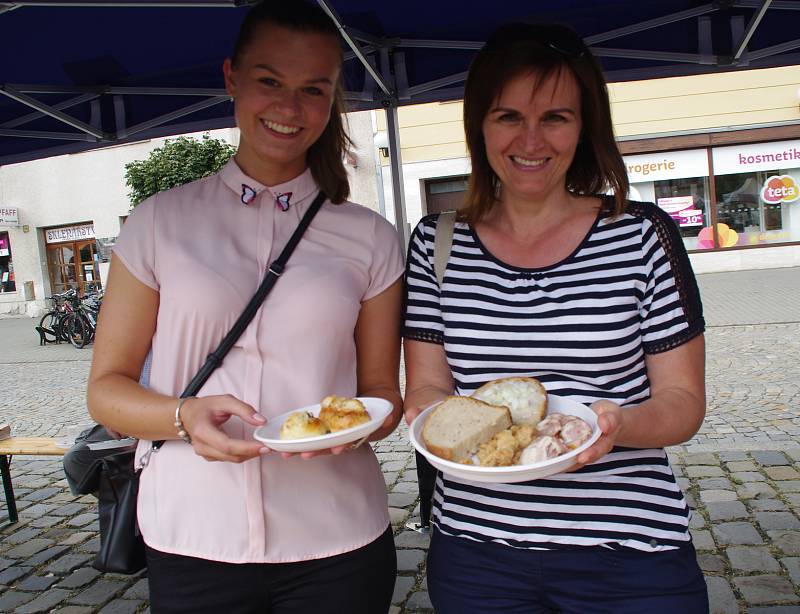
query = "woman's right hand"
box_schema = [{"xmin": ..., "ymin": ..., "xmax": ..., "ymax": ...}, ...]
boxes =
[{"xmin": 179, "ymin": 395, "xmax": 268, "ymax": 463}]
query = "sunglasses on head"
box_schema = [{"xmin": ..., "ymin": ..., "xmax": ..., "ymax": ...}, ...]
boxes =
[{"xmin": 485, "ymin": 22, "xmax": 588, "ymax": 59}]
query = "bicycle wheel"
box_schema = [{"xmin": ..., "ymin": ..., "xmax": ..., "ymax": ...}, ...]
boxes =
[
  {"xmin": 59, "ymin": 313, "xmax": 72, "ymax": 342},
  {"xmin": 63, "ymin": 313, "xmax": 89, "ymax": 349},
  {"xmin": 38, "ymin": 311, "xmax": 60, "ymax": 343}
]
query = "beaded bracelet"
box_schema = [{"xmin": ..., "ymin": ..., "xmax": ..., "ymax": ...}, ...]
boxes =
[{"xmin": 174, "ymin": 396, "xmax": 194, "ymax": 444}]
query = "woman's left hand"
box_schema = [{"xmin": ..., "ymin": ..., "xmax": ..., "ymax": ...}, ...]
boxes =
[{"xmin": 572, "ymin": 400, "xmax": 623, "ymax": 469}]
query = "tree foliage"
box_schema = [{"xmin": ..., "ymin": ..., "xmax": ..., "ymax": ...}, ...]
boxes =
[{"xmin": 124, "ymin": 134, "xmax": 236, "ymax": 206}]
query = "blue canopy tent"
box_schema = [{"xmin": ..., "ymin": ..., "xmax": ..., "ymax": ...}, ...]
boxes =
[{"xmin": 2, "ymin": 0, "xmax": 800, "ymax": 242}]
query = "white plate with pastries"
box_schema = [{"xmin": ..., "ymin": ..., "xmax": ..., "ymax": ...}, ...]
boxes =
[
  {"xmin": 409, "ymin": 378, "xmax": 601, "ymax": 483},
  {"xmin": 254, "ymin": 396, "xmax": 393, "ymax": 453}
]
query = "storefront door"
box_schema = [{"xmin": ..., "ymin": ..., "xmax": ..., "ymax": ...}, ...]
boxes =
[{"xmin": 46, "ymin": 240, "xmax": 100, "ymax": 295}]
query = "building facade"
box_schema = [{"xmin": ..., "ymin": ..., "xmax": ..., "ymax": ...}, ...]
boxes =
[
  {"xmin": 375, "ymin": 64, "xmax": 800, "ymax": 274},
  {"xmin": 0, "ymin": 112, "xmax": 381, "ymax": 316}
]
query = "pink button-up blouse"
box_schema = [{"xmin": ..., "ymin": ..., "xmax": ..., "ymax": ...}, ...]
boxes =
[{"xmin": 113, "ymin": 159, "xmax": 404, "ymax": 563}]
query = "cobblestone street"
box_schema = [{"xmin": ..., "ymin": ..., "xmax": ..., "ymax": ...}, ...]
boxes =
[{"xmin": 1, "ymin": 266, "xmax": 799, "ymax": 613}]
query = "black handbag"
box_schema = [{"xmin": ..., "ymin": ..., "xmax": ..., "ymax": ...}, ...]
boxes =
[{"xmin": 88, "ymin": 191, "xmax": 326, "ymax": 574}]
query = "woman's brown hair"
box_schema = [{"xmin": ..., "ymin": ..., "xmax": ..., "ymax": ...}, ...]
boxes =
[
  {"xmin": 231, "ymin": 0, "xmax": 351, "ymax": 204},
  {"xmin": 462, "ymin": 22, "xmax": 629, "ymax": 223}
]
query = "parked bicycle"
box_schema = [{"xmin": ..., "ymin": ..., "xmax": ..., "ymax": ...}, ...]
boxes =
[
  {"xmin": 62, "ymin": 289, "xmax": 103, "ymax": 349},
  {"xmin": 37, "ymin": 289, "xmax": 79, "ymax": 344}
]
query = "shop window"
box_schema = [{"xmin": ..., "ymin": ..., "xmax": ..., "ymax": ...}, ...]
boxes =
[
  {"xmin": 424, "ymin": 176, "xmax": 469, "ymax": 215},
  {"xmin": 0, "ymin": 231, "xmax": 16, "ymax": 293},
  {"xmin": 631, "ymin": 176, "xmax": 710, "ymax": 251},
  {"xmin": 46, "ymin": 239, "xmax": 101, "ymax": 295},
  {"xmin": 714, "ymin": 170, "xmax": 800, "ymax": 247}
]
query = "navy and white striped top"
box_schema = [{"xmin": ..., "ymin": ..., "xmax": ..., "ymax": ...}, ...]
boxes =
[{"xmin": 403, "ymin": 200, "xmax": 705, "ymax": 552}]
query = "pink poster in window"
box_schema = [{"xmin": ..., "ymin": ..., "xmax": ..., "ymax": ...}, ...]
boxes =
[{"xmin": 656, "ymin": 196, "xmax": 704, "ymax": 227}]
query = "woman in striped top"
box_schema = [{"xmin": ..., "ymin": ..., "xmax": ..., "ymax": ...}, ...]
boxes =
[{"xmin": 403, "ymin": 22, "xmax": 709, "ymax": 613}]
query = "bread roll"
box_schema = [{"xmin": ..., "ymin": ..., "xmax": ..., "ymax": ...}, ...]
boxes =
[
  {"xmin": 472, "ymin": 377, "xmax": 547, "ymax": 426},
  {"xmin": 319, "ymin": 396, "xmax": 371, "ymax": 432},
  {"xmin": 279, "ymin": 411, "xmax": 330, "ymax": 440},
  {"xmin": 422, "ymin": 397, "xmax": 512, "ymax": 463}
]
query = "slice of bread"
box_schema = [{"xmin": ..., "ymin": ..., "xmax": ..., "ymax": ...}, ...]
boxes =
[
  {"xmin": 422, "ymin": 397, "xmax": 512, "ymax": 463},
  {"xmin": 472, "ymin": 377, "xmax": 548, "ymax": 426}
]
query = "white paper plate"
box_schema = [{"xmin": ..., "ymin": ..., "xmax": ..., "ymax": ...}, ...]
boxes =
[
  {"xmin": 254, "ymin": 397, "xmax": 393, "ymax": 453},
  {"xmin": 409, "ymin": 395, "xmax": 600, "ymax": 483}
]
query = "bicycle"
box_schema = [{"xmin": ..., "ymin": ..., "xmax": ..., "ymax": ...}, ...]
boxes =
[
  {"xmin": 62, "ymin": 289, "xmax": 103, "ymax": 349},
  {"xmin": 36, "ymin": 289, "xmax": 78, "ymax": 344}
]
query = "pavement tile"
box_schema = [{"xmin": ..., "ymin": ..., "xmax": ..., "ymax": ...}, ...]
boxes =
[
  {"xmin": 406, "ymin": 590, "xmax": 433, "ymax": 610},
  {"xmin": 16, "ymin": 588, "xmax": 72, "ymax": 614},
  {"xmin": 712, "ymin": 522, "xmax": 764, "ymax": 545},
  {"xmin": 68, "ymin": 579, "xmax": 127, "ymax": 606},
  {"xmin": 97, "ymin": 599, "xmax": 143, "ymax": 614},
  {"xmin": 57, "ymin": 567, "xmax": 102, "ymax": 589},
  {"xmin": 685, "ymin": 453, "xmax": 719, "ymax": 465},
  {"xmin": 24, "ymin": 544, "xmax": 71, "ymax": 567},
  {"xmin": 395, "ymin": 530, "xmax": 431, "ymax": 549},
  {"xmin": 697, "ymin": 553, "xmax": 726, "ymax": 573},
  {"xmin": 5, "ymin": 526, "xmax": 44, "ymax": 544},
  {"xmin": 46, "ymin": 553, "xmax": 94, "ymax": 574},
  {"xmin": 17, "ymin": 574, "xmax": 60, "ymax": 591},
  {"xmin": 122, "ymin": 578, "xmax": 148, "ymax": 600},
  {"xmin": 732, "ymin": 472, "xmax": 767, "ymax": 483},
  {"xmin": 699, "ymin": 478, "xmax": 735, "ymax": 490},
  {"xmin": 755, "ymin": 512, "xmax": 800, "ymax": 531},
  {"xmin": 0, "ymin": 565, "xmax": 32, "ymax": 585},
  {"xmin": 783, "ymin": 557, "xmax": 800, "ymax": 584},
  {"xmin": 397, "ymin": 549, "xmax": 426, "ymax": 572},
  {"xmin": 686, "ymin": 466, "xmax": 725, "ymax": 478},
  {"xmin": 765, "ymin": 467, "xmax": 800, "ymax": 481},
  {"xmin": 707, "ymin": 501, "xmax": 749, "ymax": 521},
  {"xmin": 747, "ymin": 607, "xmax": 800, "ymax": 613},
  {"xmin": 700, "ymin": 490, "xmax": 738, "ymax": 503},
  {"xmin": 748, "ymin": 499, "xmax": 788, "ymax": 512},
  {"xmin": 733, "ymin": 575, "xmax": 797, "ymax": 605},
  {"xmin": 705, "ymin": 576, "xmax": 738, "ymax": 614},
  {"xmin": 392, "ymin": 576, "xmax": 415, "ymax": 605},
  {"xmin": 725, "ymin": 546, "xmax": 781, "ymax": 572},
  {"xmin": 690, "ymin": 529, "xmax": 716, "ymax": 550},
  {"xmin": 0, "ymin": 590, "xmax": 36, "ymax": 611},
  {"xmin": 5, "ymin": 538, "xmax": 54, "ymax": 559},
  {"xmin": 738, "ymin": 483, "xmax": 778, "ymax": 499},
  {"xmin": 753, "ymin": 451, "xmax": 791, "ymax": 466},
  {"xmin": 767, "ymin": 530, "xmax": 800, "ymax": 555},
  {"xmin": 727, "ymin": 461, "xmax": 759, "ymax": 472},
  {"xmin": 774, "ymin": 481, "xmax": 800, "ymax": 493}
]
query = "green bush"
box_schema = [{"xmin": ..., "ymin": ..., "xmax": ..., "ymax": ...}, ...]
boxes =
[{"xmin": 125, "ymin": 134, "xmax": 236, "ymax": 206}]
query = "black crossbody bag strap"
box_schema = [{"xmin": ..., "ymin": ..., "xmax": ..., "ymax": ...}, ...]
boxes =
[{"xmin": 151, "ymin": 190, "xmax": 327, "ymax": 451}]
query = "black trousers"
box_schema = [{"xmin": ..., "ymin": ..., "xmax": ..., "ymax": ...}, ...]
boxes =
[{"xmin": 146, "ymin": 526, "xmax": 396, "ymax": 614}]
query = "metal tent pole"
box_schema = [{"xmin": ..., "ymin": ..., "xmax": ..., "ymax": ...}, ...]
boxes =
[{"xmin": 384, "ymin": 102, "xmax": 409, "ymax": 249}]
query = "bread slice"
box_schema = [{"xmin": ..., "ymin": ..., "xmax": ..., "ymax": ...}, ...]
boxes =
[
  {"xmin": 422, "ymin": 397, "xmax": 512, "ymax": 463},
  {"xmin": 472, "ymin": 377, "xmax": 548, "ymax": 426}
]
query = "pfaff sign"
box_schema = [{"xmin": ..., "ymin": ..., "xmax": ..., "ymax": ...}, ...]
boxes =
[{"xmin": 0, "ymin": 207, "xmax": 20, "ymax": 227}]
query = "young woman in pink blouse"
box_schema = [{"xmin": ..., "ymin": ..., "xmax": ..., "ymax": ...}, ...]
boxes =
[{"xmin": 87, "ymin": 2, "xmax": 403, "ymax": 612}]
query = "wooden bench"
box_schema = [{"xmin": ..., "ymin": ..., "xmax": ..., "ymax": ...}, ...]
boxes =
[{"xmin": 0, "ymin": 437, "xmax": 66, "ymax": 527}]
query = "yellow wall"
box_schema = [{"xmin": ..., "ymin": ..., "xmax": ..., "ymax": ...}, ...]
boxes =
[{"xmin": 376, "ymin": 65, "xmax": 800, "ymax": 164}]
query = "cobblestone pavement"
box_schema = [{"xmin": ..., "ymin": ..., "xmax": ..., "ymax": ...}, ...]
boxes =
[{"xmin": 1, "ymin": 266, "xmax": 799, "ymax": 613}]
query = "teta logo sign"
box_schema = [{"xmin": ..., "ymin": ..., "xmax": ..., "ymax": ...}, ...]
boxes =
[{"xmin": 761, "ymin": 175, "xmax": 800, "ymax": 204}]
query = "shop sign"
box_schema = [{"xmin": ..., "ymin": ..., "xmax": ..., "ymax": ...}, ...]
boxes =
[
  {"xmin": 656, "ymin": 196, "xmax": 704, "ymax": 226},
  {"xmin": 624, "ymin": 149, "xmax": 709, "ymax": 183},
  {"xmin": 760, "ymin": 175, "xmax": 800, "ymax": 204},
  {"xmin": 0, "ymin": 207, "xmax": 20, "ymax": 227},
  {"xmin": 713, "ymin": 139, "xmax": 800, "ymax": 175},
  {"xmin": 45, "ymin": 224, "xmax": 95, "ymax": 244}
]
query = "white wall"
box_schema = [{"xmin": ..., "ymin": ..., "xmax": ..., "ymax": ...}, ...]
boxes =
[{"xmin": 0, "ymin": 115, "xmax": 382, "ymax": 316}]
